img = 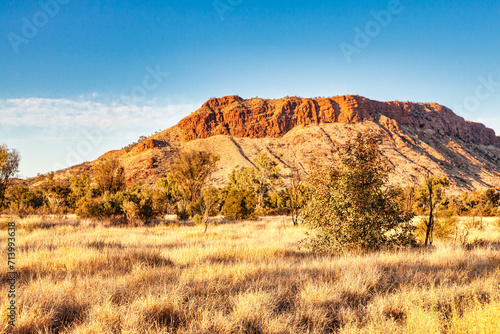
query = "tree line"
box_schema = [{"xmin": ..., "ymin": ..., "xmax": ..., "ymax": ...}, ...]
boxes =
[{"xmin": 1, "ymin": 140, "xmax": 499, "ymax": 252}]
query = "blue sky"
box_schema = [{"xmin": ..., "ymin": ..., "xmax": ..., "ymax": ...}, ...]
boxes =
[{"xmin": 1, "ymin": 0, "xmax": 499, "ymax": 177}]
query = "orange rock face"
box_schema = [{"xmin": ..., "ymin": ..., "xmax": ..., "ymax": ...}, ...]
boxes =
[
  {"xmin": 177, "ymin": 95, "xmax": 500, "ymax": 147},
  {"xmin": 133, "ymin": 139, "xmax": 165, "ymax": 154}
]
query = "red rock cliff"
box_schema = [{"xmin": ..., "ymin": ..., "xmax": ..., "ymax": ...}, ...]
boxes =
[{"xmin": 177, "ymin": 95, "xmax": 500, "ymax": 147}]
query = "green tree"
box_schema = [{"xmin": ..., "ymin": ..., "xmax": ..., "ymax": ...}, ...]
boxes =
[
  {"xmin": 288, "ymin": 161, "xmax": 308, "ymax": 226},
  {"xmin": 94, "ymin": 159, "xmax": 125, "ymax": 195},
  {"xmin": 121, "ymin": 183, "xmax": 160, "ymax": 224},
  {"xmin": 37, "ymin": 172, "xmax": 71, "ymax": 215},
  {"xmin": 199, "ymin": 186, "xmax": 222, "ymax": 232},
  {"xmin": 0, "ymin": 144, "xmax": 21, "ymax": 209},
  {"xmin": 69, "ymin": 173, "xmax": 93, "ymax": 209},
  {"xmin": 156, "ymin": 173, "xmax": 179, "ymax": 215},
  {"xmin": 5, "ymin": 181, "xmax": 42, "ymax": 217},
  {"xmin": 253, "ymin": 152, "xmax": 280, "ymax": 208},
  {"xmin": 416, "ymin": 175, "xmax": 450, "ymax": 246},
  {"xmin": 222, "ymin": 188, "xmax": 258, "ymax": 221},
  {"xmin": 227, "ymin": 152, "xmax": 280, "ymax": 210},
  {"xmin": 76, "ymin": 191, "xmax": 125, "ymax": 222},
  {"xmin": 302, "ymin": 134, "xmax": 416, "ymax": 253},
  {"xmin": 171, "ymin": 150, "xmax": 219, "ymax": 205}
]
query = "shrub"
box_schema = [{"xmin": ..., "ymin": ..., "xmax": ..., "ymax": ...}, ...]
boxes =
[
  {"xmin": 75, "ymin": 192, "xmax": 125, "ymax": 222},
  {"xmin": 302, "ymin": 134, "xmax": 416, "ymax": 253},
  {"xmin": 122, "ymin": 200, "xmax": 139, "ymax": 223},
  {"xmin": 415, "ymin": 216, "xmax": 458, "ymax": 242},
  {"xmin": 222, "ymin": 188, "xmax": 258, "ymax": 221},
  {"xmin": 75, "ymin": 197, "xmax": 103, "ymax": 219},
  {"xmin": 193, "ymin": 214, "xmax": 202, "ymax": 226},
  {"xmin": 176, "ymin": 200, "xmax": 189, "ymax": 221}
]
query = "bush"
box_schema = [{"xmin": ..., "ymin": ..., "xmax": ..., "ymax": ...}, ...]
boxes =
[
  {"xmin": 75, "ymin": 192, "xmax": 125, "ymax": 222},
  {"xmin": 193, "ymin": 214, "xmax": 203, "ymax": 226},
  {"xmin": 302, "ymin": 134, "xmax": 416, "ymax": 253},
  {"xmin": 75, "ymin": 197, "xmax": 104, "ymax": 219},
  {"xmin": 416, "ymin": 216, "xmax": 458, "ymax": 242},
  {"xmin": 176, "ymin": 200, "xmax": 189, "ymax": 221},
  {"xmin": 122, "ymin": 200, "xmax": 139, "ymax": 223},
  {"xmin": 222, "ymin": 189, "xmax": 258, "ymax": 221}
]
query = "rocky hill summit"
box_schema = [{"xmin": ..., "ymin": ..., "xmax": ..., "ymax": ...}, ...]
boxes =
[
  {"xmin": 178, "ymin": 95, "xmax": 499, "ymax": 147},
  {"xmin": 53, "ymin": 95, "xmax": 500, "ymax": 194}
]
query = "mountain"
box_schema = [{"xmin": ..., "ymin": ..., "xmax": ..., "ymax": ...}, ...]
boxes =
[{"xmin": 53, "ymin": 95, "xmax": 500, "ymax": 194}]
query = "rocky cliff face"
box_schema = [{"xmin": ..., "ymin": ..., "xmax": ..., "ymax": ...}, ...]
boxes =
[{"xmin": 177, "ymin": 95, "xmax": 500, "ymax": 147}]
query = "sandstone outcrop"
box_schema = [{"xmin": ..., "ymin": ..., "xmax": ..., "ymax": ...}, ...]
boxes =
[{"xmin": 177, "ymin": 95, "xmax": 500, "ymax": 147}]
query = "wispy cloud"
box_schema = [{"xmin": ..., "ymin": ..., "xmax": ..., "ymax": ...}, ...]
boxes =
[{"xmin": 0, "ymin": 97, "xmax": 199, "ymax": 135}]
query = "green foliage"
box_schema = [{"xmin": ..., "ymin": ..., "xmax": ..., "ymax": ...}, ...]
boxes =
[
  {"xmin": 302, "ymin": 134, "xmax": 416, "ymax": 253},
  {"xmin": 156, "ymin": 173, "xmax": 178, "ymax": 215},
  {"xmin": 415, "ymin": 175, "xmax": 450, "ymax": 245},
  {"xmin": 193, "ymin": 214, "xmax": 203, "ymax": 226},
  {"xmin": 76, "ymin": 190, "xmax": 129, "ymax": 222},
  {"xmin": 458, "ymin": 189, "xmax": 500, "ymax": 218},
  {"xmin": 119, "ymin": 183, "xmax": 161, "ymax": 224},
  {"xmin": 75, "ymin": 196, "xmax": 106, "ymax": 220},
  {"xmin": 93, "ymin": 159, "xmax": 125, "ymax": 195},
  {"xmin": 171, "ymin": 150, "xmax": 219, "ymax": 203},
  {"xmin": 5, "ymin": 181, "xmax": 42, "ymax": 217},
  {"xmin": 222, "ymin": 188, "xmax": 258, "ymax": 221},
  {"xmin": 69, "ymin": 173, "xmax": 93, "ymax": 208},
  {"xmin": 36, "ymin": 172, "xmax": 71, "ymax": 215},
  {"xmin": 122, "ymin": 199, "xmax": 140, "ymax": 223},
  {"xmin": 265, "ymin": 182, "xmax": 309, "ymax": 219},
  {"xmin": 415, "ymin": 216, "xmax": 459, "ymax": 242},
  {"xmin": 0, "ymin": 144, "xmax": 21, "ymax": 209},
  {"xmin": 229, "ymin": 152, "xmax": 280, "ymax": 209},
  {"xmin": 176, "ymin": 200, "xmax": 190, "ymax": 221},
  {"xmin": 200, "ymin": 186, "xmax": 223, "ymax": 217}
]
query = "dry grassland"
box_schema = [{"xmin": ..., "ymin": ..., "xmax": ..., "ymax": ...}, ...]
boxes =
[{"xmin": 0, "ymin": 216, "xmax": 499, "ymax": 333}]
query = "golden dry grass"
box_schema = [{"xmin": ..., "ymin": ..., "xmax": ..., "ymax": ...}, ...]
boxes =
[{"xmin": 0, "ymin": 216, "xmax": 499, "ymax": 333}]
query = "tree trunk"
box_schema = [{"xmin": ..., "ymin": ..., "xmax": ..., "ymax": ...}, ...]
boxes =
[{"xmin": 425, "ymin": 180, "xmax": 434, "ymax": 246}]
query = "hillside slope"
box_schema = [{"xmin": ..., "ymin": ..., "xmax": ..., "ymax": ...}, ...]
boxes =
[{"xmin": 54, "ymin": 95, "xmax": 500, "ymax": 194}]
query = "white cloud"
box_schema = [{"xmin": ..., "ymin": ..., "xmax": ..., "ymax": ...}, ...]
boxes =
[
  {"xmin": 0, "ymin": 97, "xmax": 199, "ymax": 135},
  {"xmin": 0, "ymin": 96, "xmax": 202, "ymax": 177}
]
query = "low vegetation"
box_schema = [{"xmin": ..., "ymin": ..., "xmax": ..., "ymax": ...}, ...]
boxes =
[{"xmin": 0, "ymin": 216, "xmax": 499, "ymax": 333}]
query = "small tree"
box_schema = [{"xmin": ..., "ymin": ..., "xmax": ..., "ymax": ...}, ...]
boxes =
[
  {"xmin": 156, "ymin": 173, "xmax": 178, "ymax": 215},
  {"xmin": 37, "ymin": 172, "xmax": 71, "ymax": 216},
  {"xmin": 0, "ymin": 144, "xmax": 21, "ymax": 209},
  {"xmin": 199, "ymin": 186, "xmax": 222, "ymax": 232},
  {"xmin": 416, "ymin": 175, "xmax": 450, "ymax": 246},
  {"xmin": 252, "ymin": 152, "xmax": 280, "ymax": 208},
  {"xmin": 171, "ymin": 150, "xmax": 219, "ymax": 215},
  {"xmin": 289, "ymin": 161, "xmax": 308, "ymax": 226},
  {"xmin": 69, "ymin": 173, "xmax": 92, "ymax": 208},
  {"xmin": 94, "ymin": 159, "xmax": 125, "ymax": 195},
  {"xmin": 5, "ymin": 181, "xmax": 40, "ymax": 218},
  {"xmin": 302, "ymin": 134, "xmax": 415, "ymax": 253},
  {"xmin": 222, "ymin": 188, "xmax": 258, "ymax": 221}
]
